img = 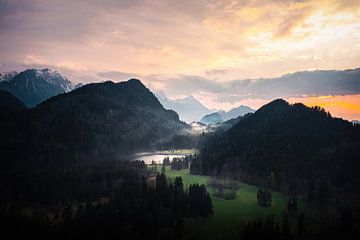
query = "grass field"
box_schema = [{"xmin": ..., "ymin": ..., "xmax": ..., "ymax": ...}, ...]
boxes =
[{"xmin": 164, "ymin": 166, "xmax": 303, "ymax": 240}]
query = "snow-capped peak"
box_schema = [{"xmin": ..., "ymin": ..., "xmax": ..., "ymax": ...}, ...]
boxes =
[
  {"xmin": 0, "ymin": 71, "xmax": 18, "ymax": 82},
  {"xmin": 32, "ymin": 68, "xmax": 73, "ymax": 92}
]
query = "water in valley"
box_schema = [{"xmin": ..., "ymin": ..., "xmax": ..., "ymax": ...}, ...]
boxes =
[{"xmin": 133, "ymin": 153, "xmax": 186, "ymax": 164}]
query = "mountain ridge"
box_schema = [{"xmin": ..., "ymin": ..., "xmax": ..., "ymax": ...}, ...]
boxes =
[
  {"xmin": 0, "ymin": 68, "xmax": 74, "ymax": 107},
  {"xmin": 0, "ymin": 79, "xmax": 187, "ymax": 170},
  {"xmin": 200, "ymin": 105, "xmax": 255, "ymax": 125}
]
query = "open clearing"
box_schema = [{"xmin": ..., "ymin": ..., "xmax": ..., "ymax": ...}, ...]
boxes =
[{"xmin": 165, "ymin": 166, "xmax": 303, "ymax": 240}]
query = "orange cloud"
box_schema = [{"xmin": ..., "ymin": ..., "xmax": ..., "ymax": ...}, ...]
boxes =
[{"xmin": 287, "ymin": 94, "xmax": 360, "ymax": 120}]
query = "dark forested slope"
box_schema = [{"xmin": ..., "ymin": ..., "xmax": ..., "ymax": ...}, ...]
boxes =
[
  {"xmin": 0, "ymin": 90, "xmax": 26, "ymax": 111},
  {"xmin": 195, "ymin": 99, "xmax": 360, "ymax": 193},
  {"xmin": 0, "ymin": 79, "xmax": 187, "ymax": 170}
]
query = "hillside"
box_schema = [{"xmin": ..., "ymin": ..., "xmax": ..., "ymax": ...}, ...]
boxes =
[
  {"xmin": 0, "ymin": 79, "xmax": 187, "ymax": 170},
  {"xmin": 0, "ymin": 90, "xmax": 26, "ymax": 111},
  {"xmin": 194, "ymin": 99, "xmax": 360, "ymax": 193}
]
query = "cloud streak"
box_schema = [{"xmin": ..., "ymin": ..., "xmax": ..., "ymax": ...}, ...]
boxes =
[{"xmin": 150, "ymin": 68, "xmax": 360, "ymax": 100}]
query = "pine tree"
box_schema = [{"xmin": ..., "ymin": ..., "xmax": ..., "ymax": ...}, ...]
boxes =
[
  {"xmin": 342, "ymin": 206, "xmax": 353, "ymax": 232},
  {"xmin": 297, "ymin": 213, "xmax": 306, "ymax": 238},
  {"xmin": 281, "ymin": 213, "xmax": 290, "ymax": 240},
  {"xmin": 161, "ymin": 163, "xmax": 166, "ymax": 174}
]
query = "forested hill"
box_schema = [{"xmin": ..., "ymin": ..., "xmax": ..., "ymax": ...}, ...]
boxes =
[
  {"xmin": 195, "ymin": 99, "xmax": 360, "ymax": 193},
  {"xmin": 0, "ymin": 90, "xmax": 26, "ymax": 111},
  {"xmin": 0, "ymin": 79, "xmax": 187, "ymax": 171}
]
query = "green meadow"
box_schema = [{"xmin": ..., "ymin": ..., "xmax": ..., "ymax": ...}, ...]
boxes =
[{"xmin": 164, "ymin": 166, "xmax": 304, "ymax": 240}]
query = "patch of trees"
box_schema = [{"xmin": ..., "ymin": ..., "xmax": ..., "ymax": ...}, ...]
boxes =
[
  {"xmin": 287, "ymin": 195, "xmax": 298, "ymax": 214},
  {"xmin": 242, "ymin": 214, "xmax": 281, "ymax": 240},
  {"xmin": 189, "ymin": 154, "xmax": 201, "ymax": 174},
  {"xmin": 305, "ymin": 178, "xmax": 334, "ymax": 207},
  {"xmin": 242, "ymin": 213, "xmax": 306, "ymax": 240},
  {"xmin": 257, "ymin": 188, "xmax": 272, "ymax": 207},
  {"xmin": 154, "ymin": 174, "xmax": 213, "ymax": 218},
  {"xmin": 164, "ymin": 155, "xmax": 197, "ymax": 171},
  {"xmin": 0, "ymin": 160, "xmax": 213, "ymax": 239},
  {"xmin": 188, "ymin": 183, "xmax": 213, "ymax": 217},
  {"xmin": 163, "ymin": 156, "xmax": 171, "ymax": 166},
  {"xmin": 208, "ymin": 179, "xmax": 239, "ymax": 200},
  {"xmin": 171, "ymin": 157, "xmax": 189, "ymax": 170},
  {"xmin": 243, "ymin": 207, "xmax": 359, "ymax": 240}
]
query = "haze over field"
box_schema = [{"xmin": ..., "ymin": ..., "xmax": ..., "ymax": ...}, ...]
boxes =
[{"xmin": 1, "ymin": 0, "xmax": 359, "ymax": 120}]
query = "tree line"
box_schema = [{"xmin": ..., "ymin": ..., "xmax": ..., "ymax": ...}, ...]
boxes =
[{"xmin": 0, "ymin": 160, "xmax": 213, "ymax": 239}]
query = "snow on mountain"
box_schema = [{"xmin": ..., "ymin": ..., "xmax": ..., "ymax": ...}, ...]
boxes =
[
  {"xmin": 0, "ymin": 71, "xmax": 18, "ymax": 82},
  {"xmin": 0, "ymin": 68, "xmax": 76, "ymax": 107},
  {"xmin": 33, "ymin": 68, "xmax": 73, "ymax": 92}
]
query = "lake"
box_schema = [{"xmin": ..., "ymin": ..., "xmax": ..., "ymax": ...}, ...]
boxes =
[
  {"xmin": 133, "ymin": 153, "xmax": 188, "ymax": 164},
  {"xmin": 133, "ymin": 149, "xmax": 197, "ymax": 164}
]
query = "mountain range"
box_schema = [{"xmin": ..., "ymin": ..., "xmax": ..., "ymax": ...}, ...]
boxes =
[
  {"xmin": 156, "ymin": 90, "xmax": 255, "ymax": 124},
  {"xmin": 200, "ymin": 105, "xmax": 255, "ymax": 125},
  {"xmin": 155, "ymin": 91, "xmax": 211, "ymax": 123},
  {"xmin": 0, "ymin": 69, "xmax": 216, "ymax": 123},
  {"xmin": 0, "ymin": 68, "xmax": 76, "ymax": 107},
  {"xmin": 0, "ymin": 68, "xmax": 260, "ymax": 124}
]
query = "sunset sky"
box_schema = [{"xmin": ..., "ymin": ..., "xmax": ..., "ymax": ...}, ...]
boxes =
[{"xmin": 0, "ymin": 0, "xmax": 359, "ymax": 120}]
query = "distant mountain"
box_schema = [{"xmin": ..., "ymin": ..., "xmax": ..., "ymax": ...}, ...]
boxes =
[
  {"xmin": 193, "ymin": 99, "xmax": 360, "ymax": 193},
  {"xmin": 156, "ymin": 91, "xmax": 211, "ymax": 123},
  {"xmin": 219, "ymin": 105, "xmax": 255, "ymax": 121},
  {"xmin": 200, "ymin": 112, "xmax": 223, "ymax": 124},
  {"xmin": 0, "ymin": 68, "xmax": 74, "ymax": 107},
  {"xmin": 0, "ymin": 79, "xmax": 187, "ymax": 170},
  {"xmin": 200, "ymin": 105, "xmax": 254, "ymax": 125}
]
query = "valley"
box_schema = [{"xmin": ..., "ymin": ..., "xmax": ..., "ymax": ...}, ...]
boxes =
[
  {"xmin": 165, "ymin": 166, "xmax": 292, "ymax": 240},
  {"xmin": 1, "ymin": 1, "xmax": 360, "ymax": 238},
  {"xmin": 0, "ymin": 72, "xmax": 359, "ymax": 239}
]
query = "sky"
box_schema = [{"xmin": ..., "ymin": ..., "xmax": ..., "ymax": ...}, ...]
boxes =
[{"xmin": 0, "ymin": 0, "xmax": 360, "ymax": 120}]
